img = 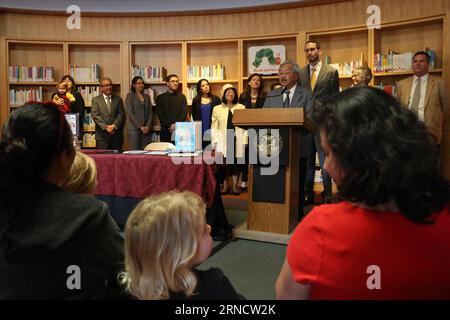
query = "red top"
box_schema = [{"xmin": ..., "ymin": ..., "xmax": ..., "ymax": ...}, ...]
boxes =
[{"xmin": 287, "ymin": 201, "xmax": 450, "ymax": 299}]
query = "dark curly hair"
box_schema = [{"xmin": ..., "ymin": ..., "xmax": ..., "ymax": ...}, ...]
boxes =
[
  {"xmin": 313, "ymin": 87, "xmax": 449, "ymax": 223},
  {"xmin": 0, "ymin": 102, "xmax": 74, "ymax": 209}
]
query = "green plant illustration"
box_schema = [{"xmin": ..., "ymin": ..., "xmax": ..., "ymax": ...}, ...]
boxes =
[{"xmin": 252, "ymin": 48, "xmax": 275, "ymax": 68}]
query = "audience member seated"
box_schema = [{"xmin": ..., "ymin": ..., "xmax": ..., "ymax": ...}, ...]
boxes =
[
  {"xmin": 63, "ymin": 151, "xmax": 97, "ymax": 195},
  {"xmin": 0, "ymin": 102, "xmax": 125, "ymax": 299},
  {"xmin": 275, "ymin": 87, "xmax": 450, "ymax": 299},
  {"xmin": 120, "ymin": 191, "xmax": 244, "ymax": 300}
]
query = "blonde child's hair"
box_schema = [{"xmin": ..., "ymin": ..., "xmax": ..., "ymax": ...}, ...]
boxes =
[
  {"xmin": 64, "ymin": 151, "xmax": 97, "ymax": 194},
  {"xmin": 120, "ymin": 191, "xmax": 207, "ymax": 300},
  {"xmin": 56, "ymin": 81, "xmax": 68, "ymax": 90}
]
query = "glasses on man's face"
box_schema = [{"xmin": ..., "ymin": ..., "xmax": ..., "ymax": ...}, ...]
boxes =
[
  {"xmin": 304, "ymin": 48, "xmax": 317, "ymax": 53},
  {"xmin": 102, "ymin": 83, "xmax": 113, "ymax": 87}
]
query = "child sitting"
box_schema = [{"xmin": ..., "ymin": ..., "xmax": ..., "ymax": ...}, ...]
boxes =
[
  {"xmin": 120, "ymin": 191, "xmax": 244, "ymax": 300},
  {"xmin": 52, "ymin": 81, "xmax": 75, "ymax": 113},
  {"xmin": 63, "ymin": 151, "xmax": 97, "ymax": 195}
]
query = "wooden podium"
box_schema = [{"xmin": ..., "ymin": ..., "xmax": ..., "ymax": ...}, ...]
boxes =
[{"xmin": 233, "ymin": 108, "xmax": 314, "ymax": 236}]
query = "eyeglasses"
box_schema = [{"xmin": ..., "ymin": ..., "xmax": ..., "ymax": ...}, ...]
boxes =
[
  {"xmin": 101, "ymin": 83, "xmax": 113, "ymax": 87},
  {"xmin": 304, "ymin": 48, "xmax": 318, "ymax": 52}
]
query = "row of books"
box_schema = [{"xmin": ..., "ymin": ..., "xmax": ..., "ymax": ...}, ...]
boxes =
[
  {"xmin": 79, "ymin": 86, "xmax": 100, "ymax": 106},
  {"xmin": 373, "ymin": 49, "xmax": 436, "ymax": 73},
  {"xmin": 131, "ymin": 65, "xmax": 167, "ymax": 82},
  {"xmin": 69, "ymin": 64, "xmax": 100, "ymax": 82},
  {"xmin": 187, "ymin": 63, "xmax": 224, "ymax": 81},
  {"xmin": 9, "ymin": 87, "xmax": 43, "ymax": 106},
  {"xmin": 324, "ymin": 54, "xmax": 365, "ymax": 77},
  {"xmin": 9, "ymin": 66, "xmax": 54, "ymax": 82}
]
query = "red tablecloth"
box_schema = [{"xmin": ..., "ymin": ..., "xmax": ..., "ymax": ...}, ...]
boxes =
[{"xmin": 87, "ymin": 153, "xmax": 217, "ymax": 207}]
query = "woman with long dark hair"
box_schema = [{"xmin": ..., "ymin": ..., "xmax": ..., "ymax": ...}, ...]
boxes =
[
  {"xmin": 125, "ymin": 76, "xmax": 152, "ymax": 150},
  {"xmin": 276, "ymin": 87, "xmax": 450, "ymax": 299},
  {"xmin": 191, "ymin": 78, "xmax": 221, "ymax": 149},
  {"xmin": 0, "ymin": 102, "xmax": 124, "ymax": 299}
]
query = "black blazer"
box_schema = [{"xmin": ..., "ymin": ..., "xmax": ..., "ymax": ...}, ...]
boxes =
[
  {"xmin": 238, "ymin": 92, "xmax": 266, "ymax": 109},
  {"xmin": 191, "ymin": 94, "xmax": 221, "ymax": 123}
]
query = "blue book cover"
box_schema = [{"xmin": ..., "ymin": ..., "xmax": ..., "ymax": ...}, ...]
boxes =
[{"xmin": 175, "ymin": 122, "xmax": 202, "ymax": 152}]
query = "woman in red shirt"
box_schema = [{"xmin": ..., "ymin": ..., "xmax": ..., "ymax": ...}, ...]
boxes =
[{"xmin": 276, "ymin": 87, "xmax": 450, "ymax": 299}]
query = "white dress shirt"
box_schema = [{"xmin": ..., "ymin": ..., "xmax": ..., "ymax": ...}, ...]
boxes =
[
  {"xmin": 408, "ymin": 74, "xmax": 428, "ymax": 121},
  {"xmin": 284, "ymin": 83, "xmax": 297, "ymax": 105}
]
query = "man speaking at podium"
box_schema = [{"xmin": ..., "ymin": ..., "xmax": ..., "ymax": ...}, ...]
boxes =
[{"xmin": 264, "ymin": 60, "xmax": 315, "ymax": 218}]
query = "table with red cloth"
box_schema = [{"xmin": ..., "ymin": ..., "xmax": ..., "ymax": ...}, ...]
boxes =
[{"xmin": 82, "ymin": 150, "xmax": 219, "ymax": 227}]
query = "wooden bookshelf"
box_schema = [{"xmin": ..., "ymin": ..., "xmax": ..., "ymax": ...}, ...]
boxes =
[
  {"xmin": 372, "ymin": 17, "xmax": 444, "ymax": 86},
  {"xmin": 7, "ymin": 41, "xmax": 64, "ymax": 113}
]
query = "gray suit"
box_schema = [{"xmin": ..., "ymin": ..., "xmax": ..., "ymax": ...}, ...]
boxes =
[
  {"xmin": 91, "ymin": 94, "xmax": 125, "ymax": 150},
  {"xmin": 125, "ymin": 92, "xmax": 152, "ymax": 150},
  {"xmin": 263, "ymin": 85, "xmax": 315, "ymax": 158},
  {"xmin": 299, "ymin": 63, "xmax": 340, "ymax": 200}
]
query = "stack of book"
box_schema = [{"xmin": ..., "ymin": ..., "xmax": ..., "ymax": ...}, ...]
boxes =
[
  {"xmin": 9, "ymin": 65, "xmax": 54, "ymax": 82},
  {"xmin": 69, "ymin": 64, "xmax": 100, "ymax": 82},
  {"xmin": 9, "ymin": 87, "xmax": 43, "ymax": 106},
  {"xmin": 82, "ymin": 132, "xmax": 96, "ymax": 148},
  {"xmin": 373, "ymin": 49, "xmax": 437, "ymax": 73},
  {"xmin": 131, "ymin": 65, "xmax": 167, "ymax": 82},
  {"xmin": 187, "ymin": 63, "xmax": 224, "ymax": 81}
]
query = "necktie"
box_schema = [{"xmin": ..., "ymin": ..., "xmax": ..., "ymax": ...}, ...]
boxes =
[
  {"xmin": 411, "ymin": 78, "xmax": 421, "ymax": 116},
  {"xmin": 283, "ymin": 90, "xmax": 290, "ymax": 108},
  {"xmin": 106, "ymin": 96, "xmax": 112, "ymax": 114},
  {"xmin": 310, "ymin": 67, "xmax": 317, "ymax": 90}
]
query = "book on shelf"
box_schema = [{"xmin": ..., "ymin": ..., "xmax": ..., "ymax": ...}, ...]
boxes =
[
  {"xmin": 375, "ymin": 83, "xmax": 396, "ymax": 97},
  {"xmin": 79, "ymin": 86, "xmax": 100, "ymax": 106},
  {"xmin": 69, "ymin": 64, "xmax": 100, "ymax": 82},
  {"xmin": 174, "ymin": 121, "xmax": 202, "ymax": 152},
  {"xmin": 187, "ymin": 63, "xmax": 224, "ymax": 81},
  {"xmin": 325, "ymin": 53, "xmax": 364, "ymax": 77},
  {"xmin": 131, "ymin": 65, "xmax": 167, "ymax": 82},
  {"xmin": 186, "ymin": 84, "xmax": 198, "ymax": 105},
  {"xmin": 83, "ymin": 112, "xmax": 96, "ymax": 132},
  {"xmin": 9, "ymin": 86, "xmax": 43, "ymax": 106},
  {"xmin": 426, "ymin": 47, "xmax": 436, "ymax": 69},
  {"xmin": 82, "ymin": 132, "xmax": 96, "ymax": 148},
  {"xmin": 8, "ymin": 65, "xmax": 54, "ymax": 82},
  {"xmin": 144, "ymin": 87, "xmax": 156, "ymax": 106}
]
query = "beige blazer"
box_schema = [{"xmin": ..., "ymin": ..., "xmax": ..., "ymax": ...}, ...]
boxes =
[
  {"xmin": 211, "ymin": 103, "xmax": 246, "ymax": 158},
  {"xmin": 396, "ymin": 75, "xmax": 448, "ymax": 144}
]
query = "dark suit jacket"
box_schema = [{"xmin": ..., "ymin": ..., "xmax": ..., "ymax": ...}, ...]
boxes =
[
  {"xmin": 299, "ymin": 63, "xmax": 340, "ymax": 103},
  {"xmin": 263, "ymin": 84, "xmax": 315, "ymax": 157},
  {"xmin": 191, "ymin": 94, "xmax": 222, "ymax": 123},
  {"xmin": 91, "ymin": 94, "xmax": 125, "ymax": 141},
  {"xmin": 125, "ymin": 92, "xmax": 152, "ymax": 132}
]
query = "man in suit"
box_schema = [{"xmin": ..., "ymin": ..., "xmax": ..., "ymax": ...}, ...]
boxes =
[
  {"xmin": 91, "ymin": 77, "xmax": 125, "ymax": 150},
  {"xmin": 396, "ymin": 51, "xmax": 448, "ymax": 146},
  {"xmin": 156, "ymin": 74, "xmax": 187, "ymax": 142},
  {"xmin": 264, "ymin": 60, "xmax": 315, "ymax": 217},
  {"xmin": 299, "ymin": 40, "xmax": 340, "ymax": 205}
]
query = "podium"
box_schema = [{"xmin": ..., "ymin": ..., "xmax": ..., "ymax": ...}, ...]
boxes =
[{"xmin": 233, "ymin": 108, "xmax": 314, "ymax": 236}]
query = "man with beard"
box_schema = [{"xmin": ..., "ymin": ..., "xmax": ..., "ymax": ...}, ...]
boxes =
[{"xmin": 299, "ymin": 40, "xmax": 340, "ymax": 206}]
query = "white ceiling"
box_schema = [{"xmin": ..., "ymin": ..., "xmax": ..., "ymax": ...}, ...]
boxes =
[{"xmin": 0, "ymin": 0, "xmax": 306, "ymax": 12}]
